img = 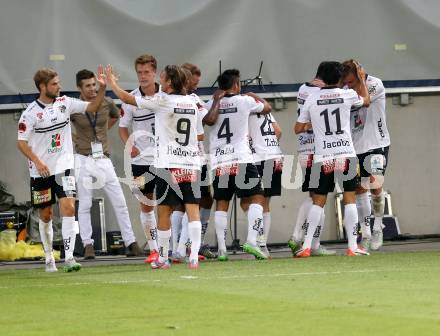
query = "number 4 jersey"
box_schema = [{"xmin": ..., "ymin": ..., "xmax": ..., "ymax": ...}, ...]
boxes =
[
  {"xmin": 298, "ymin": 87, "xmax": 364, "ymax": 162},
  {"xmin": 205, "ymin": 94, "xmax": 264, "ymax": 170},
  {"xmin": 135, "ymin": 94, "xmax": 201, "ymax": 170}
]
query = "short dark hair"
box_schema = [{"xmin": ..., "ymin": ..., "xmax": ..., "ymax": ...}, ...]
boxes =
[
  {"xmin": 76, "ymin": 69, "xmax": 95, "ymax": 87},
  {"xmin": 317, "ymin": 61, "xmax": 342, "ymax": 85},
  {"xmin": 218, "ymin": 69, "xmax": 240, "ymax": 90},
  {"xmin": 33, "ymin": 68, "xmax": 58, "ymax": 91},
  {"xmin": 164, "ymin": 65, "xmax": 187, "ymax": 95}
]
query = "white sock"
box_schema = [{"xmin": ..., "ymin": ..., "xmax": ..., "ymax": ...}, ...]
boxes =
[
  {"xmin": 157, "ymin": 229, "xmax": 171, "ymax": 263},
  {"xmin": 188, "ymin": 221, "xmax": 202, "ymax": 262},
  {"xmin": 140, "ymin": 211, "xmax": 158, "ymax": 252},
  {"xmin": 215, "ymin": 211, "xmax": 228, "ymax": 252},
  {"xmin": 247, "ymin": 204, "xmax": 263, "ymax": 246},
  {"xmin": 258, "ymin": 212, "xmax": 271, "ymax": 246},
  {"xmin": 61, "ymin": 216, "xmax": 77, "ymax": 261},
  {"xmin": 200, "ymin": 208, "xmax": 211, "ymax": 244},
  {"xmin": 292, "ymin": 196, "xmax": 313, "ymax": 242},
  {"xmin": 177, "ymin": 213, "xmax": 189, "ymax": 257},
  {"xmin": 372, "ymin": 192, "xmax": 385, "ymax": 231},
  {"xmin": 311, "ymin": 212, "xmax": 325, "ymax": 250},
  {"xmin": 302, "ymin": 205, "xmax": 323, "ymax": 250},
  {"xmin": 344, "ymin": 203, "xmax": 359, "ymax": 251},
  {"xmin": 39, "ymin": 219, "xmax": 53, "ymax": 262},
  {"xmin": 170, "ymin": 211, "xmax": 184, "ymax": 254},
  {"xmin": 356, "ymin": 192, "xmax": 372, "ymax": 239}
]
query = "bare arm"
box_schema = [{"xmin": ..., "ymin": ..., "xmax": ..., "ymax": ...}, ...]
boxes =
[
  {"xmin": 17, "ymin": 140, "xmax": 50, "ymax": 177},
  {"xmin": 86, "ymin": 65, "xmax": 107, "ymax": 113},
  {"xmin": 203, "ymin": 89, "xmax": 225, "ymax": 126},
  {"xmin": 108, "ymin": 117, "xmax": 118, "ymax": 129},
  {"xmin": 354, "ymin": 62, "xmax": 370, "ymax": 107},
  {"xmin": 273, "ymin": 122, "xmax": 282, "ymax": 140},
  {"xmin": 105, "ymin": 65, "xmax": 137, "ymax": 106},
  {"xmin": 119, "ymin": 126, "xmax": 140, "ymax": 158},
  {"xmin": 245, "ymin": 92, "xmax": 272, "ymax": 114},
  {"xmin": 294, "ymin": 122, "xmax": 312, "ymax": 135}
]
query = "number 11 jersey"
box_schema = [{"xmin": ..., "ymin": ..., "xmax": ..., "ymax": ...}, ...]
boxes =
[
  {"xmin": 298, "ymin": 87, "xmax": 363, "ymax": 163},
  {"xmin": 205, "ymin": 94, "xmax": 264, "ymax": 170}
]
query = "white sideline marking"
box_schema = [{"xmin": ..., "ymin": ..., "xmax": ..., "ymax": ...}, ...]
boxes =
[{"xmin": 0, "ymin": 269, "xmax": 388, "ymax": 289}]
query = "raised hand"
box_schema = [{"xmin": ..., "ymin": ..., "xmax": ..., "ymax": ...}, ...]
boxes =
[
  {"xmin": 104, "ymin": 64, "xmax": 118, "ymax": 86},
  {"xmin": 96, "ymin": 64, "xmax": 106, "ymax": 87}
]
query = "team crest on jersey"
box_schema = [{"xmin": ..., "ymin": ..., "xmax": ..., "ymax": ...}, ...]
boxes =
[
  {"xmin": 368, "ymin": 84, "xmax": 377, "ymax": 96},
  {"xmin": 120, "ymin": 108, "xmax": 125, "ymax": 117},
  {"xmin": 59, "ymin": 105, "xmax": 66, "ymax": 113},
  {"xmin": 37, "ymin": 112, "xmax": 43, "ymax": 120}
]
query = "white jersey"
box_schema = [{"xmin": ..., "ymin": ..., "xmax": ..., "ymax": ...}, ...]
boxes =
[
  {"xmin": 135, "ymin": 94, "xmax": 200, "ymax": 170},
  {"xmin": 248, "ymin": 113, "xmax": 283, "ymax": 162},
  {"xmin": 351, "ymin": 74, "xmax": 390, "ymax": 154},
  {"xmin": 119, "ymin": 86, "xmax": 158, "ymax": 166},
  {"xmin": 297, "ymin": 83, "xmax": 321, "ymax": 155},
  {"xmin": 190, "ymin": 93, "xmax": 208, "ymax": 165},
  {"xmin": 299, "ymin": 87, "xmax": 363, "ymax": 163},
  {"xmin": 206, "ymin": 94, "xmax": 264, "ymax": 169},
  {"xmin": 18, "ymin": 96, "xmax": 89, "ymax": 177}
]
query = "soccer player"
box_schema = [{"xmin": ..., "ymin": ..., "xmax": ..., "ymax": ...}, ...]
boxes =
[
  {"xmin": 119, "ymin": 54, "xmax": 160, "ymax": 263},
  {"xmin": 172, "ymin": 63, "xmax": 216, "ymax": 261},
  {"xmin": 204, "ymin": 69, "xmax": 272, "ymax": 261},
  {"xmin": 342, "ymin": 60, "xmax": 391, "ymax": 251},
  {"xmin": 288, "ymin": 63, "xmax": 336, "ymax": 256},
  {"xmin": 295, "ymin": 61, "xmax": 370, "ymax": 257},
  {"xmin": 241, "ymin": 112, "xmax": 283, "ymax": 258},
  {"xmin": 106, "ymin": 64, "xmax": 202, "ymax": 269},
  {"xmin": 17, "ymin": 66, "xmax": 106, "ymax": 272},
  {"xmin": 72, "ymin": 69, "xmax": 141, "ymax": 260}
]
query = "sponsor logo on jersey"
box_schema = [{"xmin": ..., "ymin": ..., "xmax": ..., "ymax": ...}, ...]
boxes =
[
  {"xmin": 37, "ymin": 112, "xmax": 43, "ymax": 120},
  {"xmin": 317, "ymin": 98, "xmax": 344, "ymax": 105},
  {"xmin": 48, "ymin": 133, "xmax": 62, "ymax": 153},
  {"xmin": 174, "ymin": 108, "xmax": 195, "ymax": 114},
  {"xmin": 377, "ymin": 118, "xmax": 385, "ymax": 138}
]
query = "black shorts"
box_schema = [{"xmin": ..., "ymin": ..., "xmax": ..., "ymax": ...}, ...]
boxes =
[
  {"xmin": 131, "ymin": 164, "xmax": 157, "ymax": 195},
  {"xmin": 299, "ymin": 154, "xmax": 314, "ymax": 193},
  {"xmin": 213, "ymin": 163, "xmax": 264, "ymax": 201},
  {"xmin": 200, "ymin": 164, "xmax": 212, "ymax": 197},
  {"xmin": 358, "ymin": 146, "xmax": 390, "ymax": 178},
  {"xmin": 255, "ymin": 159, "xmax": 282, "ymax": 197},
  {"xmin": 30, "ymin": 169, "xmax": 76, "ymax": 208},
  {"xmin": 308, "ymin": 157, "xmax": 359, "ymax": 195},
  {"xmin": 155, "ymin": 168, "xmax": 201, "ymax": 206}
]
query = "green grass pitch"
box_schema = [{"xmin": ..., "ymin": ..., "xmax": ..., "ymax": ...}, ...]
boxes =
[{"xmin": 1, "ymin": 251, "xmax": 440, "ymax": 336}]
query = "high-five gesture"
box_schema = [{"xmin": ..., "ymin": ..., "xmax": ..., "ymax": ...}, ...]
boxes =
[{"xmin": 95, "ymin": 64, "xmax": 106, "ymax": 87}]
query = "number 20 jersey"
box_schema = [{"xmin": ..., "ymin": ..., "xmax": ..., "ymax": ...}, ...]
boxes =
[
  {"xmin": 298, "ymin": 88, "xmax": 363, "ymax": 163},
  {"xmin": 206, "ymin": 94, "xmax": 264, "ymax": 170}
]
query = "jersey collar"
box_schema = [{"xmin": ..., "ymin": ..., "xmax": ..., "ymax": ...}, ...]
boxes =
[
  {"xmin": 139, "ymin": 83, "xmax": 160, "ymax": 97},
  {"xmin": 36, "ymin": 98, "xmax": 56, "ymax": 109},
  {"xmin": 321, "ymin": 85, "xmax": 339, "ymax": 90}
]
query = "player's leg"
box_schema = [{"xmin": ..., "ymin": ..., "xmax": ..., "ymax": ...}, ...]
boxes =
[
  {"xmin": 101, "ymin": 158, "xmax": 140, "ymax": 257},
  {"xmin": 171, "ymin": 204, "xmax": 185, "ymax": 259}
]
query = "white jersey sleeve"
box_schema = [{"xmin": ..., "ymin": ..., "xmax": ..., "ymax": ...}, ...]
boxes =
[
  {"xmin": 135, "ymin": 95, "xmax": 162, "ymax": 110},
  {"xmin": 297, "ymin": 99, "xmax": 311, "ymax": 123},
  {"xmin": 369, "ymin": 77, "xmax": 385, "ymax": 104},
  {"xmin": 245, "ymin": 96, "xmax": 265, "ymax": 114},
  {"xmin": 346, "ymin": 89, "xmax": 364, "ymax": 108},
  {"xmin": 119, "ymin": 103, "xmax": 134, "ymax": 128},
  {"xmin": 17, "ymin": 108, "xmax": 36, "ymax": 141},
  {"xmin": 63, "ymin": 96, "xmax": 89, "ymax": 115}
]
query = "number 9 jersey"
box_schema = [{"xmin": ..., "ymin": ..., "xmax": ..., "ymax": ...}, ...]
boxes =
[
  {"xmin": 298, "ymin": 87, "xmax": 363, "ymax": 163},
  {"xmin": 135, "ymin": 94, "xmax": 201, "ymax": 170},
  {"xmin": 205, "ymin": 94, "xmax": 264, "ymax": 170}
]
